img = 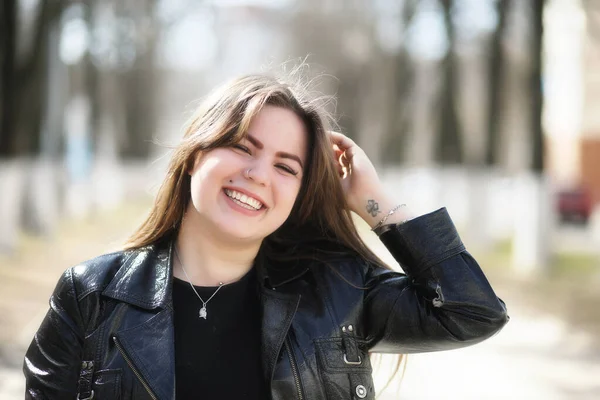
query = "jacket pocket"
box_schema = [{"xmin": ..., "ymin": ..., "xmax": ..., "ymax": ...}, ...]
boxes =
[
  {"xmin": 92, "ymin": 369, "xmax": 122, "ymax": 400},
  {"xmin": 314, "ymin": 338, "xmax": 375, "ymax": 400}
]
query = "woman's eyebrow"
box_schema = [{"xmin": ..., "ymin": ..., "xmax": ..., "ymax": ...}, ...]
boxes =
[
  {"xmin": 278, "ymin": 152, "xmax": 304, "ymax": 169},
  {"xmin": 246, "ymin": 134, "xmax": 264, "ymax": 150},
  {"xmin": 247, "ymin": 134, "xmax": 304, "ymax": 169}
]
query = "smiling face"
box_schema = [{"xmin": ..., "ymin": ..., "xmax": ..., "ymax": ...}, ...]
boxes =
[{"xmin": 186, "ymin": 105, "xmax": 309, "ymax": 243}]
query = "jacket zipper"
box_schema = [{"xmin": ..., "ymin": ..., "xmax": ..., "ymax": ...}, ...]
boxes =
[
  {"xmin": 112, "ymin": 336, "xmax": 159, "ymax": 400},
  {"xmin": 284, "ymin": 337, "xmax": 304, "ymax": 400}
]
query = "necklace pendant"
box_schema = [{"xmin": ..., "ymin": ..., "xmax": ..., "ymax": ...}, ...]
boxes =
[{"xmin": 199, "ymin": 306, "xmax": 207, "ymax": 319}]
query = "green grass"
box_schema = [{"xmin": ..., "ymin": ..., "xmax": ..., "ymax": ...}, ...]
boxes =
[
  {"xmin": 550, "ymin": 251, "xmax": 600, "ymax": 278},
  {"xmin": 479, "ymin": 236, "xmax": 599, "ymax": 280}
]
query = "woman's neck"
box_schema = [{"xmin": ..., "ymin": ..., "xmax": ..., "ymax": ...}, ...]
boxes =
[{"xmin": 174, "ymin": 212, "xmax": 262, "ymax": 287}]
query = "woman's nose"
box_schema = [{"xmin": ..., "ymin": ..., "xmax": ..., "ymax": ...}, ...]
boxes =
[{"xmin": 244, "ymin": 161, "xmax": 270, "ymax": 186}]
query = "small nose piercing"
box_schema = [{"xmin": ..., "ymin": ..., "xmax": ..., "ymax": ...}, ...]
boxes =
[{"xmin": 244, "ymin": 168, "xmax": 252, "ymax": 179}]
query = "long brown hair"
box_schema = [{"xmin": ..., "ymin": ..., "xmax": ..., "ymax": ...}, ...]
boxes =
[{"xmin": 124, "ymin": 65, "xmax": 406, "ymax": 394}]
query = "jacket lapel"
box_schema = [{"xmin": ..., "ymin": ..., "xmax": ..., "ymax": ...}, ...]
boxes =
[
  {"xmin": 114, "ymin": 308, "xmax": 175, "ymax": 400},
  {"xmin": 260, "ymin": 287, "xmax": 301, "ymax": 387},
  {"xmin": 103, "ymin": 240, "xmax": 175, "ymax": 400},
  {"xmin": 103, "ymin": 241, "xmax": 172, "ymax": 309}
]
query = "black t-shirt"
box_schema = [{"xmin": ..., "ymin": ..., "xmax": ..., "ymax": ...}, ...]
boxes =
[{"xmin": 172, "ymin": 267, "xmax": 266, "ymax": 399}]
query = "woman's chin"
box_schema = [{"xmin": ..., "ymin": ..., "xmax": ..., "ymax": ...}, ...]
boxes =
[{"xmin": 215, "ymin": 222, "xmax": 268, "ymax": 243}]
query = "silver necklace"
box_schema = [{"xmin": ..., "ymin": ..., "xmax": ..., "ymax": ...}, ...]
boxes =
[{"xmin": 174, "ymin": 246, "xmax": 224, "ymax": 320}]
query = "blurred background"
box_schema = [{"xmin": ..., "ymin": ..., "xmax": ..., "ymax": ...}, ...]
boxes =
[{"xmin": 1, "ymin": 0, "xmax": 600, "ymax": 398}]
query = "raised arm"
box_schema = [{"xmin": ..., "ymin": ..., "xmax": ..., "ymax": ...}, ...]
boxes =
[
  {"xmin": 363, "ymin": 207, "xmax": 508, "ymax": 352},
  {"xmin": 329, "ymin": 131, "xmax": 508, "ymax": 352}
]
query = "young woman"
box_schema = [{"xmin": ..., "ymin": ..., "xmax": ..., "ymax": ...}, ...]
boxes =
[{"xmin": 24, "ymin": 71, "xmax": 509, "ymax": 400}]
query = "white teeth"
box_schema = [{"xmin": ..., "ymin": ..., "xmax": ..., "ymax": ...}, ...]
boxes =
[
  {"xmin": 224, "ymin": 189, "xmax": 263, "ymax": 210},
  {"xmin": 232, "ymin": 198, "xmax": 257, "ymax": 210}
]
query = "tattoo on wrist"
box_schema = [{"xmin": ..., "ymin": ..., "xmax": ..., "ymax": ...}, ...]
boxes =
[{"xmin": 366, "ymin": 200, "xmax": 381, "ymax": 217}]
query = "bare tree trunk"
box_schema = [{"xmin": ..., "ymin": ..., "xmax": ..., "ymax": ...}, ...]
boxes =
[
  {"xmin": 13, "ymin": 1, "xmax": 63, "ymax": 156},
  {"xmin": 530, "ymin": 0, "xmax": 545, "ymax": 173},
  {"xmin": 405, "ymin": 60, "xmax": 439, "ymax": 166},
  {"xmin": 512, "ymin": 0, "xmax": 550, "ymax": 275},
  {"xmin": 86, "ymin": 0, "xmax": 100, "ymax": 150},
  {"xmin": 486, "ymin": 0, "xmax": 512, "ymax": 166},
  {"xmin": 463, "ymin": 0, "xmax": 513, "ymax": 253},
  {"xmin": 1, "ymin": 1, "xmax": 65, "ymax": 243},
  {"xmin": 382, "ymin": 0, "xmax": 418, "ymax": 165},
  {"xmin": 119, "ymin": 0, "xmax": 157, "ymax": 159},
  {"xmin": 335, "ymin": 65, "xmax": 362, "ymax": 140},
  {"xmin": 356, "ymin": 54, "xmax": 395, "ymax": 168},
  {"xmin": 436, "ymin": 0, "xmax": 463, "ymax": 164},
  {"xmin": 0, "ymin": 0, "xmax": 17, "ymax": 156}
]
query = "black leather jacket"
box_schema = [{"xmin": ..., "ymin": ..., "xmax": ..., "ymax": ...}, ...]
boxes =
[{"xmin": 24, "ymin": 208, "xmax": 509, "ymax": 399}]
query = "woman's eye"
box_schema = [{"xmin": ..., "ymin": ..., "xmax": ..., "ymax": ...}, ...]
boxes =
[
  {"xmin": 277, "ymin": 165, "xmax": 298, "ymax": 176},
  {"xmin": 233, "ymin": 144, "xmax": 251, "ymax": 154}
]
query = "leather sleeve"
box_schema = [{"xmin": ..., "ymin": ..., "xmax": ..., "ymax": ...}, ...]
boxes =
[
  {"xmin": 364, "ymin": 208, "xmax": 509, "ymax": 353},
  {"xmin": 23, "ymin": 267, "xmax": 84, "ymax": 399}
]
